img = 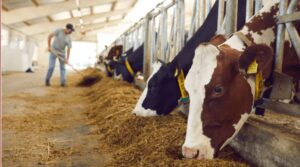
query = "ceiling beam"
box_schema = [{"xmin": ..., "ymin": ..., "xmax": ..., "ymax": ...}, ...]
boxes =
[
  {"xmin": 31, "ymin": 0, "xmax": 39, "ymax": 6},
  {"xmin": 107, "ymin": 1, "xmax": 117, "ymax": 22},
  {"xmin": 20, "ymin": 8, "xmax": 130, "ymax": 36},
  {"xmin": 90, "ymin": 7, "xmax": 94, "ymax": 15},
  {"xmin": 69, "ymin": 11, "xmax": 74, "ymax": 18},
  {"xmin": 47, "ymin": 16, "xmax": 53, "ymax": 22},
  {"xmin": 24, "ymin": 21, "xmax": 31, "ymax": 26},
  {"xmin": 32, "ymin": 20, "xmax": 123, "ymax": 41},
  {"xmin": 2, "ymin": 6, "xmax": 8, "ymax": 11},
  {"xmin": 2, "ymin": 0, "xmax": 118, "ymax": 25}
]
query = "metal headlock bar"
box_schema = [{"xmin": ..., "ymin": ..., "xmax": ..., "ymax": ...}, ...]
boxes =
[{"xmin": 254, "ymin": 0, "xmax": 300, "ymax": 118}]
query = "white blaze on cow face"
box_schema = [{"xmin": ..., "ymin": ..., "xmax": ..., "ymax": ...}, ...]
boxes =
[
  {"xmin": 220, "ymin": 112, "xmax": 250, "ymax": 150},
  {"xmin": 132, "ymin": 62, "xmax": 162, "ymax": 117},
  {"xmin": 182, "ymin": 44, "xmax": 220, "ymax": 159}
]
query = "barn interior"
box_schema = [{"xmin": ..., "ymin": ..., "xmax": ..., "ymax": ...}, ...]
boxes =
[{"xmin": 1, "ymin": 0, "xmax": 300, "ymax": 167}]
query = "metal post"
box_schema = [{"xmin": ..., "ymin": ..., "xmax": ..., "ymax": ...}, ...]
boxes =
[
  {"xmin": 188, "ymin": 0, "xmax": 201, "ymax": 39},
  {"xmin": 160, "ymin": 7, "xmax": 168, "ymax": 62},
  {"xmin": 199, "ymin": 0, "xmax": 206, "ymax": 26},
  {"xmin": 254, "ymin": 0, "xmax": 263, "ymax": 14},
  {"xmin": 246, "ymin": 0, "xmax": 254, "ymax": 21},
  {"xmin": 217, "ymin": 0, "xmax": 225, "ymax": 33},
  {"xmin": 143, "ymin": 14, "xmax": 151, "ymax": 80},
  {"xmin": 205, "ymin": 0, "xmax": 212, "ymax": 18},
  {"xmin": 285, "ymin": 0, "xmax": 300, "ymax": 60},
  {"xmin": 225, "ymin": 0, "xmax": 238, "ymax": 37},
  {"xmin": 275, "ymin": 0, "xmax": 288, "ymax": 72},
  {"xmin": 150, "ymin": 18, "xmax": 157, "ymax": 65},
  {"xmin": 175, "ymin": 0, "xmax": 185, "ymax": 56}
]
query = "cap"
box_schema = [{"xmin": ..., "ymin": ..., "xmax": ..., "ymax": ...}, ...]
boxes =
[{"xmin": 66, "ymin": 23, "xmax": 75, "ymax": 32}]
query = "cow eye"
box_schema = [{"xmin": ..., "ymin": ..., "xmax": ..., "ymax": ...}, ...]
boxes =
[{"xmin": 213, "ymin": 86, "xmax": 223, "ymax": 93}]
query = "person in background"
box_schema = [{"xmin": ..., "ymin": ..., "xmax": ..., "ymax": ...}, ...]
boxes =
[{"xmin": 45, "ymin": 23, "xmax": 74, "ymax": 87}]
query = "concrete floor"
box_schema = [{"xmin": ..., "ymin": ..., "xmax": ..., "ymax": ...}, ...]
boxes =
[{"xmin": 2, "ymin": 68, "xmax": 110, "ymax": 167}]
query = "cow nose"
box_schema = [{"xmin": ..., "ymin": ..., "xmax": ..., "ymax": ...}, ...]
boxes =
[{"xmin": 182, "ymin": 146, "xmax": 205, "ymax": 159}]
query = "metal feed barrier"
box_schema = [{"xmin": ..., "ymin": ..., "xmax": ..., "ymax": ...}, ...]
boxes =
[{"xmin": 100, "ymin": 0, "xmax": 300, "ymax": 118}]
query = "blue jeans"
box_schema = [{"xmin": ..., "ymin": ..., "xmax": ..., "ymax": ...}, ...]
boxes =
[{"xmin": 45, "ymin": 52, "xmax": 66, "ymax": 84}]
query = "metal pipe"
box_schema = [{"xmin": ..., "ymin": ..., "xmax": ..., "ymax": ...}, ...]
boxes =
[
  {"xmin": 275, "ymin": 0, "xmax": 288, "ymax": 72},
  {"xmin": 160, "ymin": 7, "xmax": 168, "ymax": 62},
  {"xmin": 150, "ymin": 18, "xmax": 157, "ymax": 65},
  {"xmin": 205, "ymin": 0, "xmax": 212, "ymax": 18},
  {"xmin": 285, "ymin": 0, "xmax": 300, "ymax": 60},
  {"xmin": 225, "ymin": 0, "xmax": 238, "ymax": 37},
  {"xmin": 217, "ymin": 0, "xmax": 225, "ymax": 33},
  {"xmin": 246, "ymin": 0, "xmax": 254, "ymax": 21},
  {"xmin": 200, "ymin": 0, "xmax": 206, "ymax": 26},
  {"xmin": 254, "ymin": 0, "xmax": 263, "ymax": 14},
  {"xmin": 143, "ymin": 14, "xmax": 151, "ymax": 80}
]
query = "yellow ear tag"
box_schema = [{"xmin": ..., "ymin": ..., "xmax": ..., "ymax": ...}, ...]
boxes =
[
  {"xmin": 255, "ymin": 72, "xmax": 263, "ymax": 100},
  {"xmin": 247, "ymin": 60, "xmax": 258, "ymax": 74}
]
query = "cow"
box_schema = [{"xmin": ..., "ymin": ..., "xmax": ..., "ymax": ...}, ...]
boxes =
[
  {"xmin": 182, "ymin": 0, "xmax": 300, "ymax": 159},
  {"xmin": 115, "ymin": 44, "xmax": 144, "ymax": 83},
  {"xmin": 104, "ymin": 47, "xmax": 134, "ymax": 77},
  {"xmin": 133, "ymin": 0, "xmax": 247, "ymax": 116}
]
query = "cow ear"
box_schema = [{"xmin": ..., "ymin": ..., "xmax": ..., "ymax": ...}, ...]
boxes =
[
  {"xmin": 239, "ymin": 44, "xmax": 273, "ymax": 79},
  {"xmin": 209, "ymin": 34, "xmax": 227, "ymax": 46}
]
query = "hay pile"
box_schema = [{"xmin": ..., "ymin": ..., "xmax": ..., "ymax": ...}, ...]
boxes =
[
  {"xmin": 84, "ymin": 73, "xmax": 250, "ymax": 167},
  {"xmin": 76, "ymin": 68, "xmax": 103, "ymax": 87}
]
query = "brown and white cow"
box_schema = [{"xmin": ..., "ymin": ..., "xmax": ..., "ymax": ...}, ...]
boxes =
[{"xmin": 182, "ymin": 0, "xmax": 300, "ymax": 159}]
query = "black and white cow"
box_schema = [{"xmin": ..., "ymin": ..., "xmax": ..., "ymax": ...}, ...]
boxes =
[
  {"xmin": 104, "ymin": 47, "xmax": 134, "ymax": 77},
  {"xmin": 115, "ymin": 44, "xmax": 144, "ymax": 83},
  {"xmin": 133, "ymin": 0, "xmax": 247, "ymax": 116}
]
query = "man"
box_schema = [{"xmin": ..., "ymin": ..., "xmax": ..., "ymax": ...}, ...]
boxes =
[{"xmin": 45, "ymin": 23, "xmax": 74, "ymax": 87}]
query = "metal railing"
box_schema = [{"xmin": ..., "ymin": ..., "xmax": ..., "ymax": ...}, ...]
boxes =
[{"xmin": 101, "ymin": 0, "xmax": 300, "ymax": 118}]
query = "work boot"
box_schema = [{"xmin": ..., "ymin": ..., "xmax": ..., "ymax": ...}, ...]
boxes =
[
  {"xmin": 45, "ymin": 80, "xmax": 50, "ymax": 86},
  {"xmin": 61, "ymin": 83, "xmax": 66, "ymax": 87}
]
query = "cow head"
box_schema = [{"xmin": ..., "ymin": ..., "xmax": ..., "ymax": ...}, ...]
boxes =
[
  {"xmin": 182, "ymin": 43, "xmax": 273, "ymax": 159},
  {"xmin": 133, "ymin": 35, "xmax": 227, "ymax": 117},
  {"xmin": 133, "ymin": 60, "xmax": 181, "ymax": 116},
  {"xmin": 104, "ymin": 59, "xmax": 118, "ymax": 77}
]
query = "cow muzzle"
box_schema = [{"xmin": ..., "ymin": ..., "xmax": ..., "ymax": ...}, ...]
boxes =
[{"xmin": 182, "ymin": 146, "xmax": 213, "ymax": 159}]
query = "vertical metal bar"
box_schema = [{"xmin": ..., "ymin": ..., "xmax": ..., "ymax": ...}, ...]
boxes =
[
  {"xmin": 143, "ymin": 14, "xmax": 151, "ymax": 79},
  {"xmin": 225, "ymin": 0, "xmax": 238, "ymax": 37},
  {"xmin": 188, "ymin": 0, "xmax": 198, "ymax": 39},
  {"xmin": 246, "ymin": 0, "xmax": 254, "ymax": 21},
  {"xmin": 254, "ymin": 0, "xmax": 263, "ymax": 14},
  {"xmin": 275, "ymin": 0, "xmax": 288, "ymax": 72},
  {"xmin": 175, "ymin": 0, "xmax": 185, "ymax": 56},
  {"xmin": 205, "ymin": 0, "xmax": 212, "ymax": 17},
  {"xmin": 217, "ymin": 0, "xmax": 225, "ymax": 33},
  {"xmin": 161, "ymin": 7, "xmax": 168, "ymax": 62},
  {"xmin": 200, "ymin": 0, "xmax": 206, "ymax": 26},
  {"xmin": 285, "ymin": 0, "xmax": 300, "ymax": 60},
  {"xmin": 151, "ymin": 18, "xmax": 157, "ymax": 65}
]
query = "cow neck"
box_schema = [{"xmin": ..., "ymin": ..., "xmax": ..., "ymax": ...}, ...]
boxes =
[
  {"xmin": 234, "ymin": 32, "xmax": 264, "ymax": 102},
  {"xmin": 125, "ymin": 58, "xmax": 135, "ymax": 77},
  {"xmin": 175, "ymin": 68, "xmax": 189, "ymax": 103}
]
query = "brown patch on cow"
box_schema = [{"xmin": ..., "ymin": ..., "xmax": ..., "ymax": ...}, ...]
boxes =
[
  {"xmin": 107, "ymin": 45, "xmax": 123, "ymax": 60},
  {"xmin": 244, "ymin": 4, "xmax": 279, "ymax": 43},
  {"xmin": 239, "ymin": 44, "xmax": 274, "ymax": 79},
  {"xmin": 209, "ymin": 35, "xmax": 227, "ymax": 46},
  {"xmin": 201, "ymin": 46, "xmax": 253, "ymax": 155}
]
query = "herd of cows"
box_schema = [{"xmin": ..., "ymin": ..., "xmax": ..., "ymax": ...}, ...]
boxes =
[{"xmin": 99, "ymin": 0, "xmax": 300, "ymax": 160}]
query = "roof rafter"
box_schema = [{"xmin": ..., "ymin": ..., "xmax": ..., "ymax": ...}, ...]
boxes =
[
  {"xmin": 2, "ymin": 0, "xmax": 118, "ymax": 25},
  {"xmin": 31, "ymin": 0, "xmax": 39, "ymax": 6},
  {"xmin": 18, "ymin": 8, "xmax": 131, "ymax": 35},
  {"xmin": 107, "ymin": 1, "xmax": 117, "ymax": 22}
]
